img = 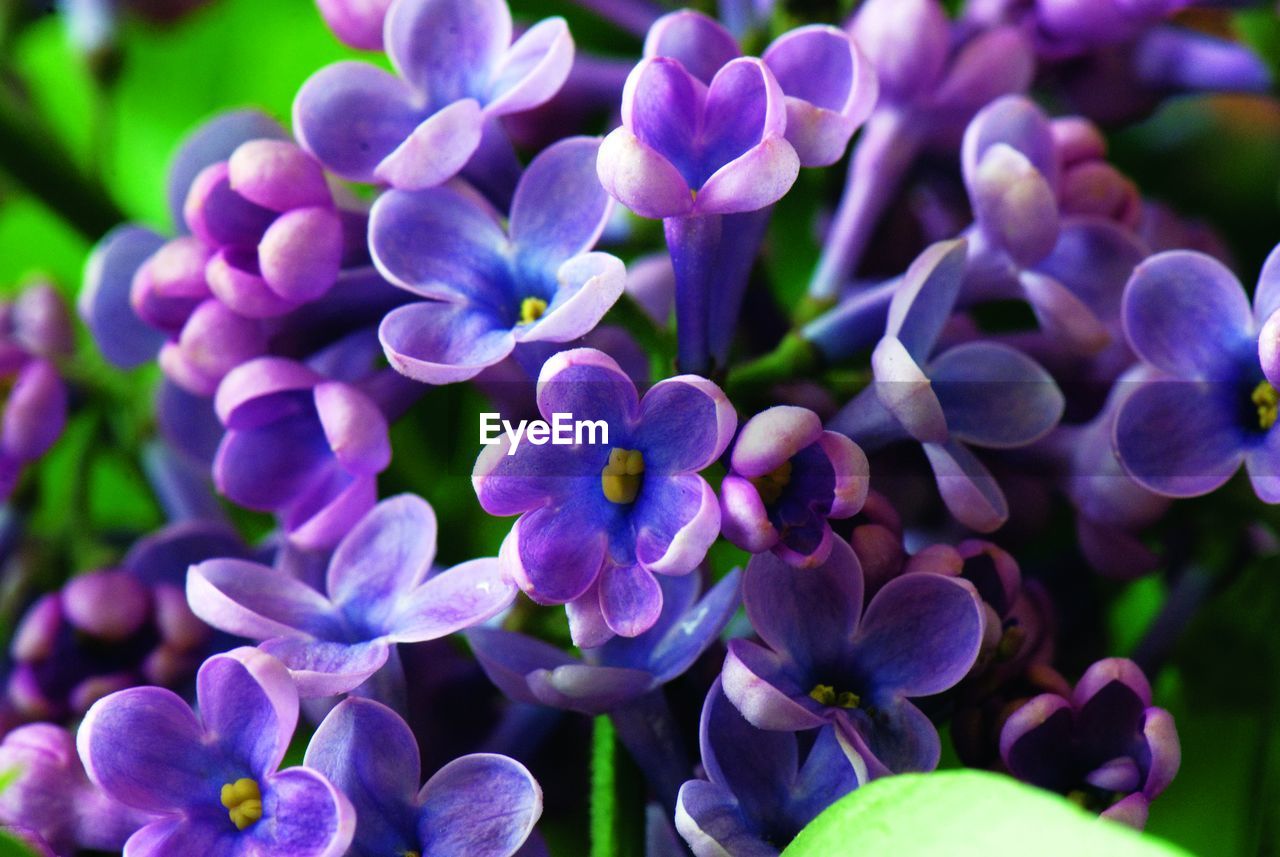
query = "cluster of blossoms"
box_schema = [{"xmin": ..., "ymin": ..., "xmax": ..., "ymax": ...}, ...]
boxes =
[{"xmin": 0, "ymin": 0, "xmax": 1275, "ymax": 852}]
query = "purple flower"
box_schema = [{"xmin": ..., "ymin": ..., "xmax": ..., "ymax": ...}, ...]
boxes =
[
  {"xmin": 370, "ymin": 137, "xmax": 625, "ymax": 384},
  {"xmin": 467, "ymin": 569, "xmax": 740, "ymax": 714},
  {"xmin": 675, "ymin": 679, "xmax": 863, "ymax": 856},
  {"xmin": 830, "ymin": 239, "xmax": 1064, "ymax": 532},
  {"xmin": 294, "ymin": 0, "xmax": 573, "ymax": 190},
  {"xmin": 314, "ymin": 0, "xmax": 393, "ymax": 50},
  {"xmin": 720, "ymin": 405, "xmax": 869, "ymax": 567},
  {"xmin": 721, "ymin": 538, "xmax": 985, "ymax": 776},
  {"xmin": 642, "ymin": 10, "xmax": 878, "ymax": 168},
  {"xmin": 188, "ymin": 494, "xmax": 516, "ymax": 697},
  {"xmin": 168, "ymin": 139, "xmax": 349, "ymax": 320},
  {"xmin": 1000, "ymin": 657, "xmax": 1180, "ymax": 829},
  {"xmin": 304, "ymin": 697, "xmax": 541, "ymax": 857},
  {"xmin": 211, "ymin": 356, "xmax": 391, "ymax": 548},
  {"xmin": 1115, "ymin": 245, "xmax": 1280, "ymax": 500},
  {"xmin": 77, "ymin": 647, "xmax": 355, "ymax": 855},
  {"xmin": 473, "ymin": 348, "xmax": 735, "ymax": 644},
  {"xmin": 0, "ymin": 723, "xmax": 154, "ymax": 854},
  {"xmin": 0, "ymin": 349, "xmax": 67, "ymax": 500},
  {"xmin": 596, "ymin": 54, "xmax": 798, "ymax": 219}
]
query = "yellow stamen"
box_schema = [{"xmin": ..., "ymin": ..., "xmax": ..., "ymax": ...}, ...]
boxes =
[
  {"xmin": 601, "ymin": 448, "xmax": 645, "ymax": 504},
  {"xmin": 749, "ymin": 460, "xmax": 793, "ymax": 505},
  {"xmin": 519, "ymin": 297, "xmax": 548, "ymax": 325},
  {"xmin": 220, "ymin": 777, "xmax": 263, "ymax": 831},
  {"xmin": 809, "ymin": 683, "xmax": 860, "ymax": 709},
  {"xmin": 1253, "ymin": 380, "xmax": 1279, "ymax": 430}
]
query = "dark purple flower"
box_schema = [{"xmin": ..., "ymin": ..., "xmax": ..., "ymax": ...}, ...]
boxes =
[
  {"xmin": 467, "ymin": 569, "xmax": 740, "ymax": 714},
  {"xmin": 304, "ymin": 697, "xmax": 541, "ymax": 857},
  {"xmin": 211, "ymin": 356, "xmax": 391, "ymax": 548},
  {"xmin": 1115, "ymin": 245, "xmax": 1280, "ymax": 499},
  {"xmin": 721, "ymin": 538, "xmax": 985, "ymax": 776},
  {"xmin": 473, "ymin": 348, "xmax": 735, "ymax": 645},
  {"xmin": 1001, "ymin": 657, "xmax": 1180, "ymax": 829},
  {"xmin": 721, "ymin": 405, "xmax": 869, "ymax": 567},
  {"xmin": 7, "ymin": 521, "xmax": 244, "ymax": 722},
  {"xmin": 830, "ymin": 240, "xmax": 1064, "ymax": 532},
  {"xmin": 188, "ymin": 494, "xmax": 516, "ymax": 698},
  {"xmin": 676, "ymin": 678, "xmax": 863, "ymax": 856},
  {"xmin": 77, "ymin": 648, "xmax": 354, "ymax": 855},
  {"xmin": 370, "ymin": 137, "xmax": 625, "ymax": 384},
  {"xmin": 596, "ymin": 54, "xmax": 798, "ymax": 218},
  {"xmin": 294, "ymin": 0, "xmax": 573, "ymax": 190},
  {"xmin": 0, "ymin": 723, "xmax": 153, "ymax": 854}
]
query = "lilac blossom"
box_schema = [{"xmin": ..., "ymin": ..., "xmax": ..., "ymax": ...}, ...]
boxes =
[
  {"xmin": 721, "ymin": 539, "xmax": 985, "ymax": 777},
  {"xmin": 1114, "ymin": 246, "xmax": 1280, "ymax": 500},
  {"xmin": 210, "ymin": 356, "xmax": 392, "ymax": 548},
  {"xmin": 720, "ymin": 405, "xmax": 869, "ymax": 567},
  {"xmin": 473, "ymin": 348, "xmax": 735, "ymax": 645},
  {"xmin": 467, "ymin": 569, "xmax": 740, "ymax": 715},
  {"xmin": 314, "ymin": 0, "xmax": 393, "ymax": 50},
  {"xmin": 304, "ymin": 696, "xmax": 541, "ymax": 857},
  {"xmin": 0, "ymin": 340, "xmax": 68, "ymax": 500},
  {"xmin": 675, "ymin": 679, "xmax": 863, "ymax": 857},
  {"xmin": 1001, "ymin": 658, "xmax": 1180, "ymax": 829},
  {"xmin": 77, "ymin": 648, "xmax": 355, "ymax": 856},
  {"xmin": 829, "ymin": 240, "xmax": 1065, "ymax": 532},
  {"xmin": 294, "ymin": 0, "xmax": 573, "ymax": 191},
  {"xmin": 370, "ymin": 137, "xmax": 625, "ymax": 384},
  {"xmin": 188, "ymin": 494, "xmax": 516, "ymax": 699},
  {"xmin": 0, "ymin": 723, "xmax": 154, "ymax": 855}
]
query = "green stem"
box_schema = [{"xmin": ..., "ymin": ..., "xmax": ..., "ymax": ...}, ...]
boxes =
[
  {"xmin": 0, "ymin": 83, "xmax": 126, "ymax": 240},
  {"xmin": 725, "ymin": 331, "xmax": 820, "ymax": 398}
]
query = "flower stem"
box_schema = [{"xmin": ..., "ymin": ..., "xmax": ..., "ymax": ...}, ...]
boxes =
[
  {"xmin": 665, "ymin": 213, "xmax": 723, "ymax": 377},
  {"xmin": 725, "ymin": 331, "xmax": 820, "ymax": 397},
  {"xmin": 609, "ymin": 690, "xmax": 690, "ymax": 817}
]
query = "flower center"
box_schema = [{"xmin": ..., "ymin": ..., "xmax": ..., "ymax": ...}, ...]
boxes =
[
  {"xmin": 519, "ymin": 297, "xmax": 548, "ymax": 325},
  {"xmin": 749, "ymin": 460, "xmax": 793, "ymax": 505},
  {"xmin": 602, "ymin": 448, "xmax": 644, "ymax": 504},
  {"xmin": 809, "ymin": 683, "xmax": 861, "ymax": 709},
  {"xmin": 1252, "ymin": 381, "xmax": 1279, "ymax": 430},
  {"xmin": 220, "ymin": 777, "xmax": 263, "ymax": 831}
]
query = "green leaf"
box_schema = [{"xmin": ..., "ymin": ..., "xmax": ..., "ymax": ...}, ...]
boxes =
[
  {"xmin": 784, "ymin": 771, "xmax": 1192, "ymax": 857},
  {"xmin": 0, "ymin": 830, "xmax": 39, "ymax": 857}
]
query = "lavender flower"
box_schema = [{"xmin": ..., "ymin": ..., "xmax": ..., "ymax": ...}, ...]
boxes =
[
  {"xmin": 720, "ymin": 405, "xmax": 869, "ymax": 567},
  {"xmin": 304, "ymin": 697, "xmax": 541, "ymax": 856},
  {"xmin": 314, "ymin": 0, "xmax": 393, "ymax": 50},
  {"xmin": 0, "ymin": 723, "xmax": 153, "ymax": 854},
  {"xmin": 370, "ymin": 137, "xmax": 625, "ymax": 383},
  {"xmin": 830, "ymin": 240, "xmax": 1065, "ymax": 531},
  {"xmin": 1115, "ymin": 245, "xmax": 1280, "ymax": 499},
  {"xmin": 467, "ymin": 569, "xmax": 739, "ymax": 714},
  {"xmin": 721, "ymin": 539, "xmax": 985, "ymax": 776},
  {"xmin": 1001, "ymin": 658, "xmax": 1180, "ymax": 829},
  {"xmin": 294, "ymin": 0, "xmax": 573, "ymax": 190},
  {"xmin": 77, "ymin": 648, "xmax": 355, "ymax": 855},
  {"xmin": 676, "ymin": 679, "xmax": 862, "ymax": 856},
  {"xmin": 188, "ymin": 494, "xmax": 515, "ymax": 698},
  {"xmin": 473, "ymin": 348, "xmax": 735, "ymax": 645},
  {"xmin": 210, "ymin": 356, "xmax": 392, "ymax": 548}
]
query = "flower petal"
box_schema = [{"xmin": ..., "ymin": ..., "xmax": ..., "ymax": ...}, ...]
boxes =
[
  {"xmin": 598, "ymin": 562, "xmax": 664, "ymax": 638},
  {"xmin": 78, "ymin": 687, "xmax": 215, "ymax": 814},
  {"xmin": 326, "ymin": 493, "xmax": 437, "ymax": 619},
  {"xmin": 961, "ymin": 95, "xmax": 1058, "ymax": 194},
  {"xmin": 465, "ymin": 628, "xmax": 579, "ymax": 707},
  {"xmin": 388, "ymin": 558, "xmax": 516, "ymax": 642},
  {"xmin": 1113, "ymin": 379, "xmax": 1244, "ymax": 498},
  {"xmin": 253, "ymin": 767, "xmax": 355, "ymax": 857},
  {"xmin": 694, "ymin": 136, "xmax": 799, "ymax": 215},
  {"xmin": 196, "ymin": 647, "xmax": 299, "ymax": 778},
  {"xmin": 721, "ymin": 639, "xmax": 828, "ymax": 732},
  {"xmin": 416, "ymin": 754, "xmax": 542, "ymax": 857},
  {"xmin": 167, "ymin": 109, "xmax": 288, "ymax": 229},
  {"xmin": 373, "ymin": 99, "xmax": 485, "ymax": 190},
  {"xmin": 929, "ymin": 342, "xmax": 1064, "ymax": 448},
  {"xmin": 969, "ymin": 144, "xmax": 1060, "ymax": 268},
  {"xmin": 871, "ymin": 336, "xmax": 947, "ymax": 444},
  {"xmin": 648, "ymin": 568, "xmax": 741, "ymax": 683},
  {"xmin": 921, "ymin": 440, "xmax": 1009, "ymax": 532},
  {"xmin": 884, "ymin": 239, "xmax": 968, "ymax": 362},
  {"xmin": 675, "ymin": 780, "xmax": 773, "ymax": 857},
  {"xmin": 258, "ymin": 637, "xmax": 392, "ymax": 698},
  {"xmin": 386, "ymin": 0, "xmax": 511, "ymax": 105},
  {"xmin": 380, "ymin": 301, "xmax": 515, "ymax": 384},
  {"xmin": 596, "ymin": 128, "xmax": 694, "ymax": 219},
  {"xmin": 1122, "ymin": 250, "xmax": 1253, "ymax": 380},
  {"xmin": 634, "ymin": 376, "xmax": 736, "ymax": 473},
  {"xmin": 743, "ymin": 539, "xmax": 863, "ymax": 674},
  {"xmin": 535, "ymin": 348, "xmax": 640, "ymax": 430},
  {"xmin": 643, "ymin": 11, "xmax": 739, "ymax": 84},
  {"xmin": 485, "ymin": 17, "xmax": 575, "ymax": 116},
  {"xmin": 507, "ymin": 502, "xmax": 608, "ymax": 603},
  {"xmin": 187, "ymin": 558, "xmax": 341, "ymax": 641},
  {"xmin": 515, "ymin": 253, "xmax": 626, "ymax": 345},
  {"xmin": 853, "ymin": 571, "xmax": 984, "ymax": 699},
  {"xmin": 80, "ymin": 225, "xmax": 168, "ymax": 368},
  {"xmin": 293, "ymin": 62, "xmax": 423, "ymax": 183},
  {"xmin": 634, "ymin": 474, "xmax": 721, "ymax": 575},
  {"xmin": 730, "ymin": 405, "xmax": 823, "ymax": 477},
  {"xmin": 510, "ymin": 138, "xmax": 612, "ymax": 276}
]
